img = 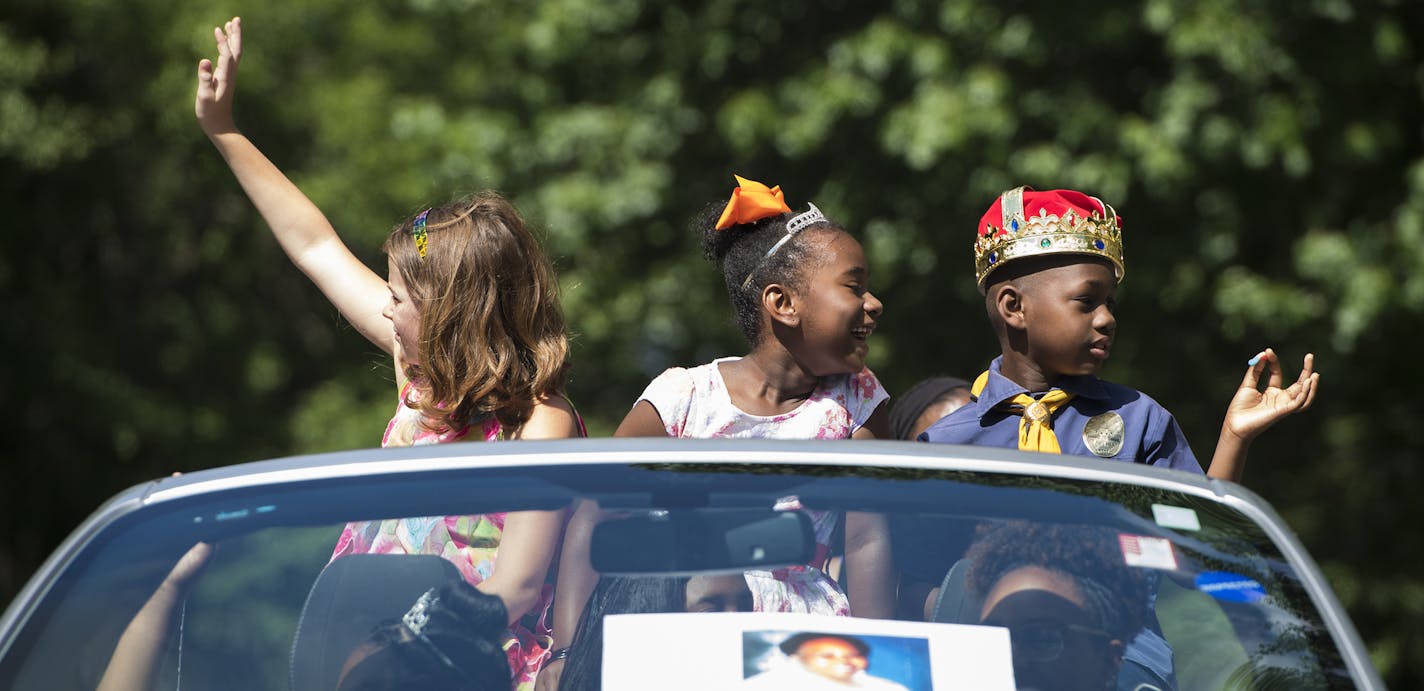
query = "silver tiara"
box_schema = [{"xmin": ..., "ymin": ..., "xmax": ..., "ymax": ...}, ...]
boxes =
[
  {"xmin": 401, "ymin": 587, "xmax": 473, "ymax": 680},
  {"xmin": 785, "ymin": 202, "xmax": 826, "ymax": 233},
  {"xmin": 739, "ymin": 203, "xmax": 827, "ymax": 290},
  {"xmin": 402, "ymin": 588, "xmax": 438, "ymax": 635}
]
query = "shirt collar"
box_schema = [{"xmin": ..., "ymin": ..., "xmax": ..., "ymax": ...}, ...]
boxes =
[{"xmin": 973, "ymin": 356, "xmax": 1110, "ymax": 409}]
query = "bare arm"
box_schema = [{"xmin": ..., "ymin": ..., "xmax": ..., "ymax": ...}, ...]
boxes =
[
  {"xmin": 536, "ymin": 499, "xmax": 604, "ymax": 691},
  {"xmin": 493, "ymin": 398, "xmax": 579, "ymax": 635},
  {"xmin": 850, "ymin": 401, "xmax": 891, "ymax": 441},
  {"xmin": 538, "ymin": 402, "xmax": 665, "ymax": 689},
  {"xmin": 613, "ymin": 400, "xmax": 671, "ymax": 437},
  {"xmin": 844, "ymin": 511, "xmax": 896, "ymax": 619},
  {"xmin": 195, "ymin": 18, "xmax": 392, "ymax": 352},
  {"xmin": 845, "ymin": 402, "xmax": 894, "ymax": 617},
  {"xmin": 477, "ymin": 509, "xmax": 564, "ymax": 627},
  {"xmin": 1207, "ymin": 349, "xmax": 1320, "ymax": 483},
  {"xmin": 97, "ymin": 543, "xmax": 213, "ymax": 691}
]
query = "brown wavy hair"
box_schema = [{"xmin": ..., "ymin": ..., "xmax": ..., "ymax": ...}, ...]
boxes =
[{"xmin": 382, "ymin": 192, "xmax": 569, "ymax": 435}]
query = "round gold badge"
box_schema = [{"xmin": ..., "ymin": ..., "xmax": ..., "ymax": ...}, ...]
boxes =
[{"xmin": 1082, "ymin": 412, "xmax": 1125, "ymax": 458}]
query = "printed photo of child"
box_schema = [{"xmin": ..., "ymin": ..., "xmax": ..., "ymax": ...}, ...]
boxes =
[
  {"xmin": 599, "ymin": 612, "xmax": 1012, "ymax": 691},
  {"xmin": 741, "ymin": 630, "xmax": 930, "ymax": 691}
]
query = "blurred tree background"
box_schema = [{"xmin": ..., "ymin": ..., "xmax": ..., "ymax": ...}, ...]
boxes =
[{"xmin": 2, "ymin": 0, "xmax": 1420, "ymax": 684}]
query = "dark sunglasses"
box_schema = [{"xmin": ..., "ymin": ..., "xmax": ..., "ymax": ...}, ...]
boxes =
[{"xmin": 1008, "ymin": 620, "xmax": 1111, "ymax": 662}]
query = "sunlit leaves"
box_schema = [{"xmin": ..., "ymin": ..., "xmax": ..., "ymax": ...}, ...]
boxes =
[{"xmin": 0, "ymin": 27, "xmax": 95, "ymax": 167}]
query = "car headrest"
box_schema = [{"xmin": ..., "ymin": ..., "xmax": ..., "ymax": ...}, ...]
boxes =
[
  {"xmin": 931, "ymin": 557, "xmax": 982, "ymax": 624},
  {"xmin": 289, "ymin": 553, "xmax": 463, "ymax": 690}
]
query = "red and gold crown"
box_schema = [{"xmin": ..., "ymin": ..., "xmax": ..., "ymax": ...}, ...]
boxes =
[{"xmin": 974, "ymin": 186, "xmax": 1125, "ymax": 290}]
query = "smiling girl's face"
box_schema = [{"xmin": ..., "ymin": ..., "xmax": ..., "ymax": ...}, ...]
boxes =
[
  {"xmin": 788, "ymin": 230, "xmax": 884, "ymax": 377},
  {"xmin": 383, "ymin": 257, "xmax": 422, "ymax": 365}
]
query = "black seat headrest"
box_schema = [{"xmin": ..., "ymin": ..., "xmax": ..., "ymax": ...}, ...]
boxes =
[{"xmin": 289, "ymin": 553, "xmax": 462, "ymax": 690}]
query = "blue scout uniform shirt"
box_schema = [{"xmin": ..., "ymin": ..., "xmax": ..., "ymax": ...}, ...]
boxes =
[
  {"xmin": 920, "ymin": 356, "xmax": 1194, "ymax": 688},
  {"xmin": 920, "ymin": 357, "xmax": 1204, "ymax": 474}
]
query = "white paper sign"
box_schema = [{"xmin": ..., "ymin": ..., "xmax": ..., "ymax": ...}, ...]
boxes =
[{"xmin": 602, "ymin": 611, "xmax": 1015, "ymax": 691}]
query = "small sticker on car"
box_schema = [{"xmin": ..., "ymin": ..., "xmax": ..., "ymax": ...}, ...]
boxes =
[
  {"xmin": 1118, "ymin": 533, "xmax": 1178, "ymax": 570},
  {"xmin": 1151, "ymin": 504, "xmax": 1201, "ymax": 531},
  {"xmin": 1195, "ymin": 571, "xmax": 1266, "ymax": 603}
]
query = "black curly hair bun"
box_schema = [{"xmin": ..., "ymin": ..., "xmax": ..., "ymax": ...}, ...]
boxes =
[
  {"xmin": 692, "ymin": 191, "xmax": 843, "ymax": 346},
  {"xmin": 433, "ymin": 580, "xmax": 508, "ymax": 639},
  {"xmin": 698, "ymin": 202, "xmax": 780, "ymax": 263}
]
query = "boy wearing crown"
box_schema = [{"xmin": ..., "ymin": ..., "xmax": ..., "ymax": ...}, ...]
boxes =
[
  {"xmin": 919, "ymin": 187, "xmax": 1319, "ymax": 691},
  {"xmin": 921, "ymin": 187, "xmax": 1319, "ymax": 480}
]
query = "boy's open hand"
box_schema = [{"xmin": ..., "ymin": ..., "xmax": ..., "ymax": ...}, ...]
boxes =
[
  {"xmin": 1223, "ymin": 348, "xmax": 1320, "ymax": 442},
  {"xmin": 195, "ymin": 17, "xmax": 242, "ymax": 137}
]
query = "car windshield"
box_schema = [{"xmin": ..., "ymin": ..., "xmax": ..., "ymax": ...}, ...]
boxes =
[{"xmin": 0, "ymin": 441, "xmax": 1360, "ymax": 690}]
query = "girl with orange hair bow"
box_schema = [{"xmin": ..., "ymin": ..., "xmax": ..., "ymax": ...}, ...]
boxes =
[{"xmin": 540, "ymin": 176, "xmax": 894, "ymax": 689}]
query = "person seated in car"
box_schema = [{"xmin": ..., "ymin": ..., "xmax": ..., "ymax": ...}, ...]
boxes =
[
  {"xmin": 557, "ymin": 574, "xmax": 754, "ymax": 691},
  {"xmin": 336, "ymin": 579, "xmax": 512, "ymax": 691},
  {"xmin": 965, "ymin": 522, "xmax": 1159, "ymax": 691}
]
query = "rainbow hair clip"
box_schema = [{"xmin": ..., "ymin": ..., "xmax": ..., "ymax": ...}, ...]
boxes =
[{"xmin": 412, "ymin": 209, "xmax": 431, "ymax": 259}]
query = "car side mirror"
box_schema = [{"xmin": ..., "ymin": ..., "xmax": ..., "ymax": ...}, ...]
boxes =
[{"xmin": 590, "ymin": 509, "xmax": 815, "ymax": 575}]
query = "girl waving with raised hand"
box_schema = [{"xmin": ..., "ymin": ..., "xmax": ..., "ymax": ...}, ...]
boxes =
[
  {"xmin": 541, "ymin": 176, "xmax": 894, "ymax": 689},
  {"xmin": 195, "ymin": 17, "xmax": 580, "ymax": 689}
]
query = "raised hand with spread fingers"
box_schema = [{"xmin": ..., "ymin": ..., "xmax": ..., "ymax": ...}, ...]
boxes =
[
  {"xmin": 1207, "ymin": 348, "xmax": 1321, "ymax": 482},
  {"xmin": 195, "ymin": 17, "xmax": 241, "ymax": 137},
  {"xmin": 192, "ymin": 16, "xmax": 394, "ymax": 357}
]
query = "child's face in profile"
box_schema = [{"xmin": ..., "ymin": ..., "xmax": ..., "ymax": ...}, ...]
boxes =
[
  {"xmin": 384, "ymin": 257, "xmax": 423, "ymax": 365},
  {"xmin": 1020, "ymin": 258, "xmax": 1118, "ymax": 378},
  {"xmin": 790, "ymin": 230, "xmax": 883, "ymax": 377}
]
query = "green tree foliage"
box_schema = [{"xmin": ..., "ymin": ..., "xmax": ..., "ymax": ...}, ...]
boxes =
[{"xmin": 2, "ymin": 0, "xmax": 1420, "ymax": 683}]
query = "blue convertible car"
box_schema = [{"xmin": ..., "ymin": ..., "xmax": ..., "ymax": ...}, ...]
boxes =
[{"xmin": 0, "ymin": 439, "xmax": 1383, "ymax": 690}]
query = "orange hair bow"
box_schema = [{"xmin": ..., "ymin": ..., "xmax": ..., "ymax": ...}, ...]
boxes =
[{"xmin": 715, "ymin": 175, "xmax": 792, "ymax": 230}]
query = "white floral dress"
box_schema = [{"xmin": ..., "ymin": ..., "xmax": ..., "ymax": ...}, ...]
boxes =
[{"xmin": 637, "ymin": 357, "xmax": 888, "ymax": 615}]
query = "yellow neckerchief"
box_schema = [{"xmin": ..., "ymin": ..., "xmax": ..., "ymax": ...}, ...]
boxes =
[{"xmin": 971, "ymin": 370, "xmax": 1076, "ymax": 453}]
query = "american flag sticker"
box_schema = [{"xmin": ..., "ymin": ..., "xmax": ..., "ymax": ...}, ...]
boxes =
[{"xmin": 1118, "ymin": 533, "xmax": 1178, "ymax": 570}]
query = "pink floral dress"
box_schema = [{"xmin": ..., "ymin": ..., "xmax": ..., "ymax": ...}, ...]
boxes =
[
  {"xmin": 329, "ymin": 382, "xmax": 561, "ymax": 690},
  {"xmin": 636, "ymin": 357, "xmax": 889, "ymax": 615}
]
